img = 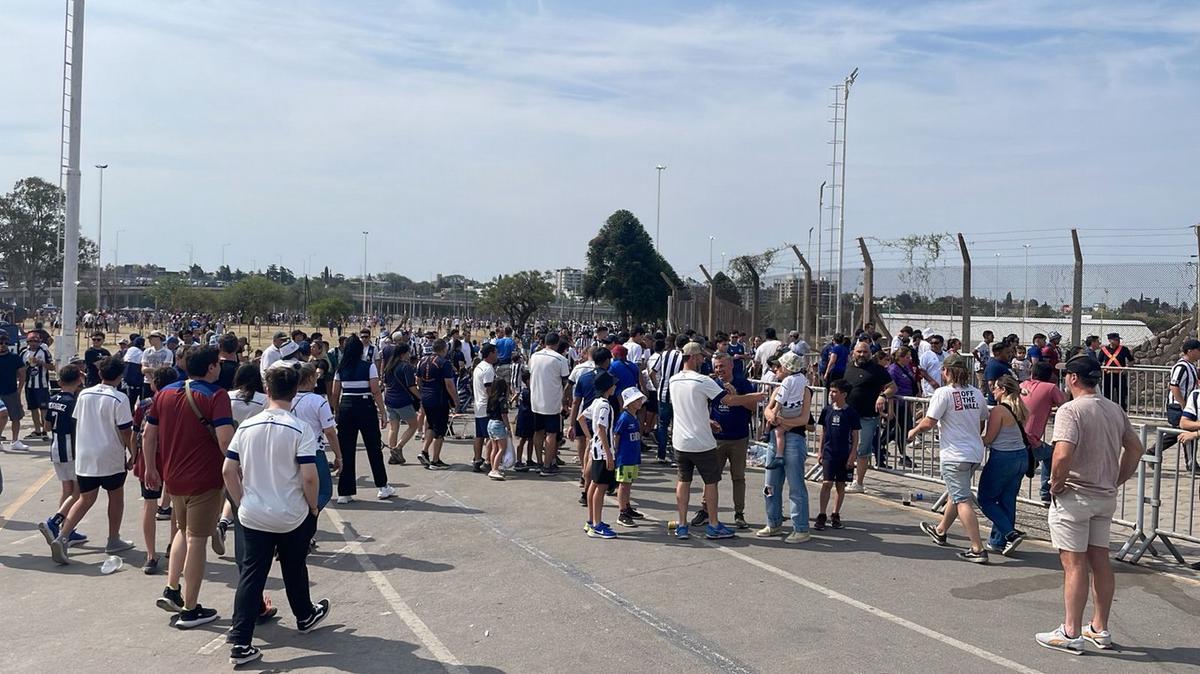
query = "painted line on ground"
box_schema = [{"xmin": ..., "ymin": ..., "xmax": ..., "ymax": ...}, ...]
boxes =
[
  {"xmin": 0, "ymin": 468, "xmax": 55, "ymax": 531},
  {"xmin": 436, "ymin": 490, "xmax": 757, "ymax": 674},
  {"xmin": 323, "ymin": 507, "xmax": 468, "ymax": 674},
  {"xmin": 700, "ymin": 540, "xmax": 1044, "ymax": 674},
  {"xmin": 198, "ymin": 635, "xmax": 226, "ymax": 655}
]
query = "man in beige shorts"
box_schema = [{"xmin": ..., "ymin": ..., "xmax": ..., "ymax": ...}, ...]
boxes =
[{"xmin": 1036, "ymin": 355, "xmax": 1142, "ymax": 654}]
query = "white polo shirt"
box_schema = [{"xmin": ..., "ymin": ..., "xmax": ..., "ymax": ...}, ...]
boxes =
[
  {"xmin": 260, "ymin": 343, "xmax": 283, "ymax": 374},
  {"xmin": 73, "ymin": 383, "xmax": 133, "ymax": 477},
  {"xmin": 667, "ymin": 369, "xmax": 726, "ymax": 453},
  {"xmin": 529, "ymin": 348, "xmax": 570, "ymax": 415},
  {"xmin": 473, "ymin": 361, "xmax": 496, "ymax": 418},
  {"xmin": 227, "ymin": 407, "xmax": 318, "ymax": 533},
  {"xmin": 291, "ymin": 391, "xmax": 336, "ymax": 448}
]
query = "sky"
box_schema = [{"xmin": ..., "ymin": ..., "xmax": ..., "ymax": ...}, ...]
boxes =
[{"xmin": 2, "ymin": 0, "xmax": 1199, "ymax": 283}]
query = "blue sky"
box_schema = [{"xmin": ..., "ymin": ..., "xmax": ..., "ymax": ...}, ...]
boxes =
[{"xmin": 1, "ymin": 0, "xmax": 1198, "ymax": 282}]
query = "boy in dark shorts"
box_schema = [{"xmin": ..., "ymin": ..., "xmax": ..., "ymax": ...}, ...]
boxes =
[
  {"xmin": 38, "ymin": 365, "xmax": 88, "ymax": 548},
  {"xmin": 815, "ymin": 379, "xmax": 860, "ymax": 531},
  {"xmin": 579, "ymin": 373, "xmax": 617, "ymax": 539},
  {"xmin": 513, "ymin": 371, "xmax": 537, "ymax": 471}
]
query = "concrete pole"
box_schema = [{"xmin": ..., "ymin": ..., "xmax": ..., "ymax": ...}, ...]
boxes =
[
  {"xmin": 1071, "ymin": 229, "xmax": 1083, "ymax": 347},
  {"xmin": 957, "ymin": 233, "xmax": 972, "ymax": 349},
  {"xmin": 857, "ymin": 237, "xmax": 873, "ymax": 333},
  {"xmin": 58, "ymin": 0, "xmax": 86, "ymax": 364},
  {"xmin": 1194, "ymin": 225, "xmax": 1200, "ymax": 336},
  {"xmin": 790, "ymin": 245, "xmax": 812, "ymax": 344},
  {"xmin": 699, "ymin": 265, "xmax": 715, "ymax": 339}
]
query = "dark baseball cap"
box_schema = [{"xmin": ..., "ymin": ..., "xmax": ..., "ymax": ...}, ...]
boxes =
[{"xmin": 1065, "ymin": 355, "xmax": 1102, "ymax": 378}]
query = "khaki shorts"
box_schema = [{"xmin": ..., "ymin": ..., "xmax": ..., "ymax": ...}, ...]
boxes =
[
  {"xmin": 171, "ymin": 488, "xmax": 224, "ymax": 538},
  {"xmin": 1048, "ymin": 490, "xmax": 1116, "ymax": 553}
]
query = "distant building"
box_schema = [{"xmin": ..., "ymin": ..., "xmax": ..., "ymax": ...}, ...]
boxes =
[
  {"xmin": 555, "ymin": 267, "xmax": 583, "ymax": 298},
  {"xmin": 774, "ymin": 277, "xmax": 799, "ymax": 302},
  {"xmin": 880, "ymin": 312, "xmax": 1153, "ymax": 346}
]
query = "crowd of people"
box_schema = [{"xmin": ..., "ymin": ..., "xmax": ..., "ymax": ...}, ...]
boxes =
[{"xmin": 0, "ymin": 312, "xmax": 1187, "ymax": 661}]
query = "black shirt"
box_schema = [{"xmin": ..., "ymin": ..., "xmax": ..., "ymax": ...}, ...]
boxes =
[
  {"xmin": 84, "ymin": 347, "xmax": 111, "ymax": 387},
  {"xmin": 843, "ymin": 361, "xmax": 892, "ymax": 418},
  {"xmin": 217, "ymin": 358, "xmax": 239, "ymax": 391}
]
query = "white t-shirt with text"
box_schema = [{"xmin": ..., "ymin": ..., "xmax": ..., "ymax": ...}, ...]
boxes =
[{"xmin": 925, "ymin": 384, "xmax": 987, "ymax": 464}]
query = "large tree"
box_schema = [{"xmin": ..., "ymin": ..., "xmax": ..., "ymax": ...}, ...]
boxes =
[
  {"xmin": 222, "ymin": 276, "xmax": 286, "ymax": 321},
  {"xmin": 478, "ymin": 271, "xmax": 554, "ymax": 332},
  {"xmin": 309, "ymin": 296, "xmax": 355, "ymax": 326},
  {"xmin": 583, "ymin": 209, "xmax": 681, "ymax": 322},
  {"xmin": 0, "ymin": 177, "xmax": 98, "ymax": 304}
]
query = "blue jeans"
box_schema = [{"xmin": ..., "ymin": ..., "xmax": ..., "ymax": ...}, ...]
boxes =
[
  {"xmin": 655, "ymin": 401, "xmax": 673, "ymax": 460},
  {"xmin": 858, "ymin": 416, "xmax": 881, "ymax": 460},
  {"xmin": 1033, "ymin": 442, "xmax": 1052, "ymax": 501},
  {"xmin": 977, "ymin": 450, "xmax": 1028, "ymax": 549},
  {"xmin": 763, "ymin": 431, "xmax": 810, "ymax": 531}
]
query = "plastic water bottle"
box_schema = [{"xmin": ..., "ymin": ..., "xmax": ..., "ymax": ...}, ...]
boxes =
[{"xmin": 100, "ymin": 555, "xmax": 123, "ymax": 575}]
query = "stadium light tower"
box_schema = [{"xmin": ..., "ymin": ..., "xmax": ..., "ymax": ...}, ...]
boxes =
[
  {"xmin": 58, "ymin": 0, "xmax": 86, "ymax": 363},
  {"xmin": 94, "ymin": 163, "xmax": 108, "ymax": 310},
  {"xmin": 655, "ymin": 165, "xmax": 667, "ymax": 252}
]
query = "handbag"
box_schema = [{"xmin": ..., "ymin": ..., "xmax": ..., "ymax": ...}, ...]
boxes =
[{"xmin": 1000, "ymin": 402, "xmax": 1037, "ymax": 479}]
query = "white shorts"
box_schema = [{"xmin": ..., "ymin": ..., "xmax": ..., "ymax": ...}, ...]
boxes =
[
  {"xmin": 53, "ymin": 461, "xmax": 77, "ymax": 482},
  {"xmin": 1048, "ymin": 490, "xmax": 1116, "ymax": 553}
]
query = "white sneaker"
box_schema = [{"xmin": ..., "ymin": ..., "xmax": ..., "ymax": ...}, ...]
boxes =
[
  {"xmin": 784, "ymin": 530, "xmax": 811, "ymax": 544},
  {"xmin": 755, "ymin": 525, "xmax": 784, "ymax": 538},
  {"xmin": 335, "ymin": 496, "xmax": 354, "ymax": 505},
  {"xmin": 1035, "ymin": 625, "xmax": 1084, "ymax": 654},
  {"xmin": 487, "ymin": 470, "xmax": 505, "ymax": 481},
  {"xmin": 846, "ymin": 482, "xmax": 865, "ymax": 494},
  {"xmin": 1082, "ymin": 624, "xmax": 1112, "ymax": 649},
  {"xmin": 10, "ymin": 440, "xmax": 31, "ymax": 451},
  {"xmin": 376, "ymin": 485, "xmax": 396, "ymax": 500}
]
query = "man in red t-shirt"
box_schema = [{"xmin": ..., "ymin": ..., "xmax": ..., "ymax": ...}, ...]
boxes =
[
  {"xmin": 1021, "ymin": 361, "xmax": 1067, "ymax": 504},
  {"xmin": 1041, "ymin": 331, "xmax": 1063, "ymax": 373},
  {"xmin": 143, "ymin": 346, "xmax": 234, "ymax": 629}
]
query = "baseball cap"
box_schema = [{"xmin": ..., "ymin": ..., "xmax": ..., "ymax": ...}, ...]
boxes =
[
  {"xmin": 1065, "ymin": 354, "xmax": 1102, "ymax": 378},
  {"xmin": 272, "ymin": 330, "xmax": 288, "ymax": 340},
  {"xmin": 149, "ymin": 330, "xmax": 166, "ymax": 339},
  {"xmin": 682, "ymin": 342, "xmax": 705, "ymax": 356},
  {"xmin": 166, "ymin": 336, "xmax": 179, "ymax": 345},
  {"xmin": 621, "ymin": 388, "xmax": 647, "ymax": 408},
  {"xmin": 1183, "ymin": 339, "xmax": 1200, "ymax": 352},
  {"xmin": 943, "ymin": 353, "xmax": 972, "ymax": 370},
  {"xmin": 280, "ymin": 340, "xmax": 299, "ymax": 358},
  {"xmin": 1107, "ymin": 332, "xmax": 1120, "ymax": 340},
  {"xmin": 593, "ymin": 372, "xmax": 615, "ymax": 393},
  {"xmin": 611, "ymin": 344, "xmax": 628, "ymax": 359}
]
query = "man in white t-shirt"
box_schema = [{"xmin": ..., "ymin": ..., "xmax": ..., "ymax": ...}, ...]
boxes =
[
  {"xmin": 222, "ymin": 365, "xmax": 330, "ymax": 665},
  {"xmin": 529, "ymin": 332, "xmax": 570, "ymax": 476},
  {"xmin": 668, "ymin": 342, "xmax": 756, "ymax": 540},
  {"xmin": 472, "ymin": 344, "xmax": 498, "ymax": 472},
  {"xmin": 754, "ymin": 327, "xmax": 783, "ymax": 372},
  {"xmin": 918, "ymin": 335, "xmax": 947, "ymax": 396},
  {"xmin": 260, "ymin": 331, "xmax": 288, "ymax": 375},
  {"xmin": 47, "ymin": 356, "xmax": 135, "ymax": 564},
  {"xmin": 624, "ymin": 328, "xmax": 648, "ymax": 370}
]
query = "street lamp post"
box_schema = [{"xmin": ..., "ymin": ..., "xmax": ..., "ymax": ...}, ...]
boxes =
[
  {"xmin": 709, "ymin": 235, "xmax": 715, "ymax": 272},
  {"xmin": 221, "ymin": 242, "xmax": 231, "ymax": 269},
  {"xmin": 655, "ymin": 165, "xmax": 667, "ymax": 252},
  {"xmin": 994, "ymin": 253, "xmax": 1001, "ymax": 318},
  {"xmin": 361, "ymin": 231, "xmax": 369, "ymax": 318},
  {"xmin": 113, "ymin": 228, "xmax": 124, "ymax": 302},
  {"xmin": 94, "ymin": 163, "xmax": 108, "ymax": 310},
  {"xmin": 1022, "ymin": 244, "xmax": 1030, "ymax": 333}
]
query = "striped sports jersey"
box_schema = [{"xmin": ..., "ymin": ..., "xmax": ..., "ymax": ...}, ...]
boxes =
[
  {"xmin": 655, "ymin": 349, "xmax": 685, "ymax": 404},
  {"xmin": 46, "ymin": 390, "xmax": 77, "ymax": 464},
  {"xmin": 1169, "ymin": 357, "xmax": 1198, "ymax": 408},
  {"xmin": 20, "ymin": 344, "xmax": 52, "ymax": 390}
]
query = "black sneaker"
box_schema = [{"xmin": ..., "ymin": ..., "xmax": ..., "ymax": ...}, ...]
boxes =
[
  {"xmin": 514, "ymin": 461, "xmax": 528, "ymax": 472},
  {"xmin": 156, "ymin": 585, "xmax": 184, "ymax": 613},
  {"xmin": 627, "ymin": 507, "xmax": 645, "ymax": 520},
  {"xmin": 174, "ymin": 604, "xmax": 219, "ymax": 629},
  {"xmin": 734, "ymin": 512, "xmax": 749, "ymax": 530},
  {"xmin": 388, "ymin": 450, "xmax": 402, "ymax": 465},
  {"xmin": 900, "ymin": 456, "xmax": 914, "ymax": 468},
  {"xmin": 617, "ymin": 512, "xmax": 638, "ymax": 527},
  {"xmin": 691, "ymin": 509, "xmax": 709, "ymax": 527},
  {"xmin": 297, "ymin": 598, "xmax": 331, "ymax": 633},
  {"xmin": 539, "ymin": 464, "xmax": 560, "ymax": 477},
  {"xmin": 605, "ymin": 486, "xmax": 617, "ymax": 497},
  {"xmin": 919, "ymin": 521, "xmax": 948, "ymax": 546},
  {"xmin": 830, "ymin": 514, "xmax": 844, "ymax": 529},
  {"xmin": 1002, "ymin": 531, "xmax": 1026, "ymax": 556},
  {"xmin": 230, "ymin": 645, "xmax": 262, "ymax": 666},
  {"xmin": 473, "ymin": 459, "xmax": 486, "ymax": 473},
  {"xmin": 155, "ymin": 506, "xmax": 173, "ymax": 521},
  {"xmin": 813, "ymin": 513, "xmax": 827, "ymax": 531},
  {"xmin": 142, "ymin": 557, "xmax": 160, "ymax": 575},
  {"xmin": 957, "ymin": 549, "xmax": 989, "ymax": 564},
  {"xmin": 430, "ymin": 460, "xmax": 450, "ymax": 470},
  {"xmin": 555, "ymin": 457, "xmax": 565, "ymax": 467},
  {"xmin": 578, "ymin": 492, "xmax": 587, "ymax": 506},
  {"xmin": 417, "ymin": 451, "xmax": 430, "ymax": 466}
]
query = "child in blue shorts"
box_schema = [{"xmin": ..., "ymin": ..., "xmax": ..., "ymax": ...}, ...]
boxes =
[{"xmin": 815, "ymin": 379, "xmax": 859, "ymax": 531}]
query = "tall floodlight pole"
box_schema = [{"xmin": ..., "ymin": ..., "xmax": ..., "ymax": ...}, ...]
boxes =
[
  {"xmin": 835, "ymin": 67, "xmax": 857, "ymax": 335},
  {"xmin": 994, "ymin": 253, "xmax": 1001, "ymax": 318},
  {"xmin": 709, "ymin": 236, "xmax": 715, "ymax": 272},
  {"xmin": 221, "ymin": 242, "xmax": 230, "ymax": 269},
  {"xmin": 362, "ymin": 231, "xmax": 369, "ymax": 317},
  {"xmin": 655, "ymin": 165, "xmax": 667, "ymax": 252},
  {"xmin": 1022, "ymin": 244, "xmax": 1030, "ymax": 333},
  {"xmin": 94, "ymin": 163, "xmax": 108, "ymax": 310},
  {"xmin": 113, "ymin": 228, "xmax": 124, "ymax": 295},
  {"xmin": 58, "ymin": 0, "xmax": 86, "ymax": 364},
  {"xmin": 815, "ymin": 181, "xmax": 826, "ymax": 337}
]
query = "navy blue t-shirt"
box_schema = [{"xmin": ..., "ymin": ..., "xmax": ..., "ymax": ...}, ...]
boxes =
[
  {"xmin": 819, "ymin": 404, "xmax": 861, "ymax": 457},
  {"xmin": 711, "ymin": 376, "xmax": 756, "ymax": 440},
  {"xmin": 417, "ymin": 356, "xmax": 455, "ymax": 408},
  {"xmin": 827, "ymin": 344, "xmax": 850, "ymax": 379},
  {"xmin": 983, "ymin": 357, "xmax": 1013, "ymax": 403},
  {"xmin": 384, "ymin": 361, "xmax": 417, "ymax": 409},
  {"xmin": 608, "ymin": 359, "xmax": 639, "ymax": 395},
  {"xmin": 0, "ymin": 352, "xmax": 23, "ymax": 395},
  {"xmin": 728, "ymin": 342, "xmax": 747, "ymax": 379}
]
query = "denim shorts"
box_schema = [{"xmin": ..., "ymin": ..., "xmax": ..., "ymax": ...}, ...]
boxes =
[
  {"xmin": 940, "ymin": 461, "xmax": 979, "ymax": 504},
  {"xmin": 487, "ymin": 419, "xmax": 509, "ymax": 440}
]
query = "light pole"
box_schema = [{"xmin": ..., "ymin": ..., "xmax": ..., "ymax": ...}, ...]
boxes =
[
  {"xmin": 94, "ymin": 163, "xmax": 108, "ymax": 310},
  {"xmin": 220, "ymin": 242, "xmax": 230, "ymax": 269},
  {"xmin": 361, "ymin": 231, "xmax": 369, "ymax": 317},
  {"xmin": 835, "ymin": 68, "xmax": 857, "ymax": 335},
  {"xmin": 994, "ymin": 253, "xmax": 1001, "ymax": 318},
  {"xmin": 721, "ymin": 251, "xmax": 726, "ymax": 270},
  {"xmin": 1022, "ymin": 244, "xmax": 1030, "ymax": 333},
  {"xmin": 655, "ymin": 165, "xmax": 667, "ymax": 252},
  {"xmin": 113, "ymin": 228, "xmax": 124, "ymax": 297},
  {"xmin": 709, "ymin": 235, "xmax": 715, "ymax": 272},
  {"xmin": 816, "ymin": 180, "xmax": 826, "ymax": 337}
]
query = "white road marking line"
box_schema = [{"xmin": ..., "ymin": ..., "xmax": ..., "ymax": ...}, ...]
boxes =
[
  {"xmin": 436, "ymin": 490, "xmax": 755, "ymax": 674},
  {"xmin": 198, "ymin": 635, "xmax": 226, "ymax": 655},
  {"xmin": 324, "ymin": 508, "xmax": 467, "ymax": 674},
  {"xmin": 10, "ymin": 533, "xmax": 41, "ymax": 546},
  {"xmin": 702, "ymin": 541, "xmax": 1044, "ymax": 674},
  {"xmin": 0, "ymin": 468, "xmax": 55, "ymax": 530}
]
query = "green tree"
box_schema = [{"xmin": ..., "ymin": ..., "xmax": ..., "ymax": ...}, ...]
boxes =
[
  {"xmin": 0, "ymin": 177, "xmax": 98, "ymax": 303},
  {"xmin": 711, "ymin": 271, "xmax": 741, "ymax": 304},
  {"xmin": 309, "ymin": 296, "xmax": 355, "ymax": 326},
  {"xmin": 216, "ymin": 265, "xmax": 232, "ymax": 282},
  {"xmin": 147, "ymin": 275, "xmax": 209, "ymax": 310},
  {"xmin": 583, "ymin": 209, "xmax": 681, "ymax": 322},
  {"xmin": 222, "ymin": 276, "xmax": 286, "ymax": 321},
  {"xmin": 189, "ymin": 263, "xmax": 206, "ymax": 279},
  {"xmin": 478, "ymin": 271, "xmax": 555, "ymax": 332}
]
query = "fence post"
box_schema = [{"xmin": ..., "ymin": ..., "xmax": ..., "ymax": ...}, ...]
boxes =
[
  {"xmin": 957, "ymin": 233, "xmax": 971, "ymax": 348},
  {"xmin": 1194, "ymin": 224, "xmax": 1200, "ymax": 336},
  {"xmin": 857, "ymin": 237, "xmax": 873, "ymax": 333},
  {"xmin": 659, "ymin": 272, "xmax": 677, "ymax": 334},
  {"xmin": 698, "ymin": 264, "xmax": 716, "ymax": 338},
  {"xmin": 1071, "ymin": 229, "xmax": 1083, "ymax": 347},
  {"xmin": 738, "ymin": 257, "xmax": 760, "ymax": 337},
  {"xmin": 790, "ymin": 245, "xmax": 812, "ymax": 344}
]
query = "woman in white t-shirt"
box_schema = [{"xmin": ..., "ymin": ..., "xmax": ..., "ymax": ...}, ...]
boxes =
[
  {"xmin": 908, "ymin": 356, "xmax": 990, "ymax": 563},
  {"xmin": 230, "ymin": 364, "xmax": 268, "ymax": 425}
]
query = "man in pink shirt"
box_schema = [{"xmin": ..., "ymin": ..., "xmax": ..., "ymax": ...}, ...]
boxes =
[{"xmin": 1022, "ymin": 361, "xmax": 1067, "ymax": 503}]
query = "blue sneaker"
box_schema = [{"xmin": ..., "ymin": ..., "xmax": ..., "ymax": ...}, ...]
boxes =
[
  {"xmin": 705, "ymin": 523, "xmax": 736, "ymax": 540},
  {"xmin": 675, "ymin": 524, "xmax": 690, "ymax": 540},
  {"xmin": 593, "ymin": 523, "xmax": 617, "ymax": 539},
  {"xmin": 67, "ymin": 530, "xmax": 88, "ymax": 547}
]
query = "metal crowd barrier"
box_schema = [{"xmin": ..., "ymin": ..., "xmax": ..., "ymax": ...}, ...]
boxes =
[{"xmin": 1115, "ymin": 426, "xmax": 1200, "ymax": 568}]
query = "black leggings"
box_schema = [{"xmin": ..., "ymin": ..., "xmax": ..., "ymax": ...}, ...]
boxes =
[{"xmin": 337, "ymin": 397, "xmax": 387, "ymax": 495}]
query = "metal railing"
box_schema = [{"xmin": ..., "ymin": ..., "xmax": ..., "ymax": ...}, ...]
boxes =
[{"xmin": 1115, "ymin": 426, "xmax": 1199, "ymax": 568}]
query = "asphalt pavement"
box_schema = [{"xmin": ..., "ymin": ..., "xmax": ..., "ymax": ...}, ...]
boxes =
[{"xmin": 1, "ymin": 435, "xmax": 1198, "ymax": 673}]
